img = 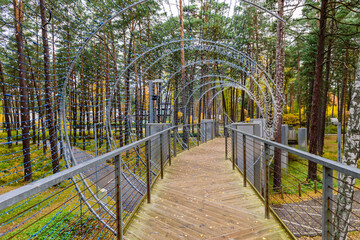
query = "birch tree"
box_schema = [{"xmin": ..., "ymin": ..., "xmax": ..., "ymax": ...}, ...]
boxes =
[{"xmin": 333, "ymin": 52, "xmax": 360, "ymax": 240}]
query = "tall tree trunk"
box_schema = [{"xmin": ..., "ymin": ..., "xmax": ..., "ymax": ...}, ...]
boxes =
[
  {"xmin": 273, "ymin": 0, "xmax": 285, "ymax": 190},
  {"xmin": 40, "ymin": 0, "xmax": 59, "ymax": 174},
  {"xmin": 0, "ymin": 60, "xmax": 12, "ymax": 147},
  {"xmin": 318, "ymin": 10, "xmax": 335, "ymax": 155},
  {"xmin": 13, "ymin": 0, "xmax": 32, "ymax": 182},
  {"xmin": 307, "ymin": 0, "xmax": 328, "ymax": 181},
  {"xmin": 333, "ymin": 53, "xmax": 360, "ymax": 240},
  {"xmin": 297, "ymin": 50, "xmax": 302, "ymax": 127}
]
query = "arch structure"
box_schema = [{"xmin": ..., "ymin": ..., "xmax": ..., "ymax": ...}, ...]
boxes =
[
  {"xmin": 0, "ymin": 0, "xmax": 285, "ymax": 238},
  {"xmin": 56, "ymin": 0, "xmax": 285, "ymax": 231}
]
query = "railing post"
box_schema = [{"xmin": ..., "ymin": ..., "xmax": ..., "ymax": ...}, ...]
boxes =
[
  {"xmin": 146, "ymin": 139, "xmax": 151, "ymax": 203},
  {"xmin": 114, "ymin": 155, "xmax": 123, "ymax": 240},
  {"xmin": 211, "ymin": 121, "xmax": 214, "ymax": 140},
  {"xmin": 173, "ymin": 127, "xmax": 177, "ymax": 157},
  {"xmin": 232, "ymin": 130, "xmax": 235, "ymax": 170},
  {"xmin": 243, "ymin": 134, "xmax": 247, "ymax": 187},
  {"xmin": 168, "ymin": 129, "xmax": 171, "ymax": 166},
  {"xmin": 322, "ymin": 166, "xmax": 333, "ymax": 240},
  {"xmin": 225, "ymin": 127, "xmax": 228, "ymax": 160},
  {"xmin": 160, "ymin": 133, "xmax": 164, "ymax": 179},
  {"xmin": 205, "ymin": 123, "xmax": 207, "ymax": 143},
  {"xmin": 264, "ymin": 143, "xmax": 270, "ymax": 219},
  {"xmin": 197, "ymin": 123, "xmax": 200, "ymax": 146},
  {"xmin": 94, "ymin": 123, "xmax": 98, "ymax": 157},
  {"xmin": 187, "ymin": 126, "xmax": 190, "ymax": 150}
]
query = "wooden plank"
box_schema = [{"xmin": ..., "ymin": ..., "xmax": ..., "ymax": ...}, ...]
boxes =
[{"xmin": 124, "ymin": 138, "xmax": 291, "ymax": 240}]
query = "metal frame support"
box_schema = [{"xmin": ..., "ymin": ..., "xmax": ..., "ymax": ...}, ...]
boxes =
[
  {"xmin": 225, "ymin": 128, "xmax": 228, "ymax": 160},
  {"xmin": 322, "ymin": 166, "xmax": 333, "ymax": 240},
  {"xmin": 149, "ymin": 80, "xmax": 154, "ymax": 123},
  {"xmin": 187, "ymin": 126, "xmax": 190, "ymax": 150},
  {"xmin": 197, "ymin": 123, "xmax": 200, "ymax": 146},
  {"xmin": 243, "ymin": 134, "xmax": 247, "ymax": 187},
  {"xmin": 264, "ymin": 143, "xmax": 270, "ymax": 219},
  {"xmin": 146, "ymin": 140, "xmax": 151, "ymax": 203},
  {"xmin": 232, "ymin": 130, "xmax": 235, "ymax": 170},
  {"xmin": 160, "ymin": 134, "xmax": 164, "ymax": 179},
  {"xmin": 114, "ymin": 155, "xmax": 123, "ymax": 240},
  {"xmin": 205, "ymin": 123, "xmax": 208, "ymax": 143},
  {"xmin": 211, "ymin": 122, "xmax": 214, "ymax": 140},
  {"xmin": 94, "ymin": 123, "xmax": 98, "ymax": 157},
  {"xmin": 168, "ymin": 130, "xmax": 172, "ymax": 166},
  {"xmin": 174, "ymin": 127, "xmax": 177, "ymax": 157}
]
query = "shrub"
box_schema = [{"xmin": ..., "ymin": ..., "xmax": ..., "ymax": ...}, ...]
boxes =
[{"xmin": 283, "ymin": 114, "xmax": 299, "ymax": 126}]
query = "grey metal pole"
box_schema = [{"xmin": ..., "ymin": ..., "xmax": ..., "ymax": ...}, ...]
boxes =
[
  {"xmin": 322, "ymin": 166, "xmax": 333, "ymax": 240},
  {"xmin": 243, "ymin": 134, "xmax": 247, "ymax": 187},
  {"xmin": 174, "ymin": 127, "xmax": 177, "ymax": 157},
  {"xmin": 149, "ymin": 80, "xmax": 154, "ymax": 123},
  {"xmin": 168, "ymin": 130, "xmax": 172, "ymax": 166},
  {"xmin": 94, "ymin": 124, "xmax": 98, "ymax": 157},
  {"xmin": 225, "ymin": 128, "xmax": 228, "ymax": 160},
  {"xmin": 160, "ymin": 134, "xmax": 164, "ymax": 179},
  {"xmin": 146, "ymin": 139, "xmax": 151, "ymax": 203},
  {"xmin": 337, "ymin": 122, "xmax": 341, "ymax": 164},
  {"xmin": 264, "ymin": 143, "xmax": 270, "ymax": 219},
  {"xmin": 114, "ymin": 155, "xmax": 123, "ymax": 240},
  {"xmin": 94, "ymin": 123, "xmax": 98, "ymax": 200},
  {"xmin": 337, "ymin": 122, "xmax": 341, "ymax": 181}
]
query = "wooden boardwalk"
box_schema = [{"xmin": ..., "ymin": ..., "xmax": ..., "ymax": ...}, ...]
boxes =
[{"xmin": 124, "ymin": 138, "xmax": 291, "ymax": 240}]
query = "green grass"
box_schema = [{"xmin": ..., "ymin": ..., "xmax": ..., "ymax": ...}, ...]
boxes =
[{"xmin": 269, "ymin": 135, "xmax": 360, "ymax": 203}]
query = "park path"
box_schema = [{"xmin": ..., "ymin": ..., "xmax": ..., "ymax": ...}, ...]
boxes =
[{"xmin": 124, "ymin": 138, "xmax": 291, "ymax": 240}]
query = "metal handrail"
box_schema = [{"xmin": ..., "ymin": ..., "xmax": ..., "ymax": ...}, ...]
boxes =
[
  {"xmin": 226, "ymin": 126, "xmax": 360, "ymax": 178},
  {"xmin": 0, "ymin": 126, "xmax": 176, "ymax": 212}
]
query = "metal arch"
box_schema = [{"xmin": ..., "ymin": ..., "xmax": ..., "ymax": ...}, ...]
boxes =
[
  {"xmin": 171, "ymin": 74, "xmax": 268, "ymax": 110},
  {"xmin": 106, "ymin": 39, "xmax": 285, "ymax": 111},
  {"xmin": 186, "ymin": 82, "xmax": 266, "ymax": 123},
  {"xmin": 60, "ymin": 0, "xmax": 150, "ymax": 164},
  {"xmin": 196, "ymin": 85, "xmax": 264, "ymax": 122},
  {"xmin": 239, "ymin": 0, "xmax": 287, "ymax": 23},
  {"xmin": 139, "ymin": 40, "xmax": 284, "ymax": 104},
  {"xmin": 105, "ymin": 50, "xmax": 277, "ymax": 147},
  {"xmin": 61, "ymin": 4, "xmax": 286, "ymax": 152},
  {"xmin": 157, "ymin": 59, "xmax": 274, "ymax": 115},
  {"xmin": 58, "ymin": 2, "xmax": 152, "ymax": 233},
  {"xmin": 118, "ymin": 57, "xmax": 274, "ymax": 131},
  {"xmin": 168, "ymin": 75, "xmax": 270, "ymax": 125},
  {"xmin": 192, "ymin": 83, "xmax": 272, "ymax": 138}
]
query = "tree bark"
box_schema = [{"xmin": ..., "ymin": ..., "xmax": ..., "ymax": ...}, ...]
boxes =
[
  {"xmin": 273, "ymin": 0, "xmax": 285, "ymax": 190},
  {"xmin": 40, "ymin": 0, "xmax": 59, "ymax": 174},
  {"xmin": 0, "ymin": 60, "xmax": 12, "ymax": 147},
  {"xmin": 333, "ymin": 52, "xmax": 360, "ymax": 240},
  {"xmin": 13, "ymin": 0, "xmax": 32, "ymax": 182},
  {"xmin": 307, "ymin": 0, "xmax": 328, "ymax": 181}
]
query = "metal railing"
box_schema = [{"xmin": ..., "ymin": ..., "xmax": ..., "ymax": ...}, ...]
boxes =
[
  {"xmin": 226, "ymin": 125, "xmax": 360, "ymax": 240},
  {"xmin": 0, "ymin": 122, "xmax": 218, "ymax": 240}
]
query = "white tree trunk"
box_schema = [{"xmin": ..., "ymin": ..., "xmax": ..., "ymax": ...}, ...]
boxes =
[{"xmin": 333, "ymin": 54, "xmax": 360, "ymax": 240}]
